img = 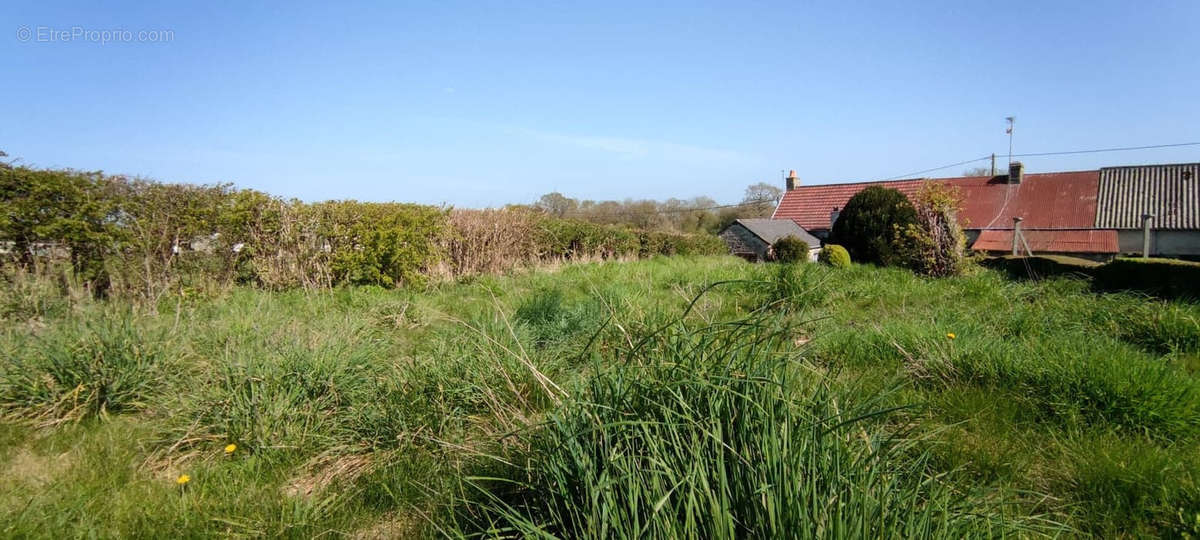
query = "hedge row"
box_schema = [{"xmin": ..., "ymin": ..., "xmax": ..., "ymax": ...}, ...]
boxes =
[
  {"xmin": 984, "ymin": 255, "xmax": 1200, "ymax": 300},
  {"xmin": 1092, "ymin": 258, "xmax": 1200, "ymax": 299},
  {"xmin": 1, "ymin": 167, "xmax": 726, "ymax": 299}
]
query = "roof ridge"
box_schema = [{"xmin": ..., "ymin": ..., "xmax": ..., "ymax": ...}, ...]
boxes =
[
  {"xmin": 791, "ymin": 168, "xmax": 1100, "ymax": 189},
  {"xmin": 1100, "ymin": 162, "xmax": 1200, "ymax": 170}
]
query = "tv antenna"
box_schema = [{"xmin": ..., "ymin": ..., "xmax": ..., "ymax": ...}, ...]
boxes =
[{"xmin": 1005, "ymin": 116, "xmax": 1016, "ymax": 167}]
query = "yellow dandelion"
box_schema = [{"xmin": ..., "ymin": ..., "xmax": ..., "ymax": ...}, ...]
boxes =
[
  {"xmin": 176, "ymin": 474, "xmax": 190, "ymax": 485},
  {"xmin": 946, "ymin": 333, "xmax": 956, "ymax": 340},
  {"xmin": 224, "ymin": 443, "xmax": 237, "ymax": 455}
]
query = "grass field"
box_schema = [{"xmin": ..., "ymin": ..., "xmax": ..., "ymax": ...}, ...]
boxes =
[{"xmin": 2, "ymin": 256, "xmax": 1199, "ymax": 538}]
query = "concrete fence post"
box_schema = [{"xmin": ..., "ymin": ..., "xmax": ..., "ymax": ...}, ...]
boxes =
[
  {"xmin": 1012, "ymin": 217, "xmax": 1023, "ymax": 257},
  {"xmin": 1142, "ymin": 213, "xmax": 1155, "ymax": 258}
]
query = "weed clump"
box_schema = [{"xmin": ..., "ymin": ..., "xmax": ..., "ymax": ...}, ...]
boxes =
[{"xmin": 0, "ymin": 312, "xmax": 170, "ymax": 423}]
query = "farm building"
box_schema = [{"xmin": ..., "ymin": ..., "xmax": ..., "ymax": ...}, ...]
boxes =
[
  {"xmin": 719, "ymin": 218, "xmax": 821, "ymax": 262},
  {"xmin": 771, "ymin": 163, "xmax": 1200, "ymax": 260}
]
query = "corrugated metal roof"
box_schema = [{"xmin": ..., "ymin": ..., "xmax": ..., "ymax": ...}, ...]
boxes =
[
  {"xmin": 971, "ymin": 229, "xmax": 1119, "ymax": 254},
  {"xmin": 1095, "ymin": 163, "xmax": 1200, "ymax": 229},
  {"xmin": 773, "ymin": 171, "xmax": 1101, "ymax": 231},
  {"xmin": 730, "ymin": 219, "xmax": 821, "ymax": 247}
]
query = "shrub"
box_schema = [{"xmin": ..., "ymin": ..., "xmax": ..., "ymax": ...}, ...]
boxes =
[
  {"xmin": 818, "ymin": 244, "xmax": 851, "ymax": 268},
  {"xmin": 894, "ymin": 183, "xmax": 967, "ymax": 277},
  {"xmin": 830, "ymin": 186, "xmax": 917, "ymax": 266},
  {"xmin": 771, "ymin": 236, "xmax": 809, "ymax": 263},
  {"xmin": 316, "ymin": 201, "xmax": 448, "ymax": 288},
  {"xmin": 441, "ymin": 208, "xmax": 540, "ymax": 277}
]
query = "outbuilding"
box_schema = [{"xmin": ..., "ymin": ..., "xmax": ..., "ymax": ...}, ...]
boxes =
[{"xmin": 719, "ymin": 218, "xmax": 821, "ymax": 262}]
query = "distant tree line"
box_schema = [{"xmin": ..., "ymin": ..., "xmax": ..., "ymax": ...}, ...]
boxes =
[{"xmin": 524, "ymin": 182, "xmax": 784, "ymax": 234}]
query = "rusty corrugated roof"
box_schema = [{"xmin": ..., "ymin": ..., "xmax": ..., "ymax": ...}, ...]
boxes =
[
  {"xmin": 1095, "ymin": 163, "xmax": 1200, "ymax": 229},
  {"xmin": 971, "ymin": 229, "xmax": 1119, "ymax": 254},
  {"xmin": 773, "ymin": 170, "xmax": 1101, "ymax": 231}
]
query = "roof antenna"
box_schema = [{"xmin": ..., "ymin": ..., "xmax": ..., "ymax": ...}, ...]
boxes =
[{"xmin": 1005, "ymin": 116, "xmax": 1016, "ymax": 168}]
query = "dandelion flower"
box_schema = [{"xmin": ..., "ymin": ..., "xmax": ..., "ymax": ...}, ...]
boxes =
[
  {"xmin": 224, "ymin": 444, "xmax": 237, "ymax": 455},
  {"xmin": 946, "ymin": 333, "xmax": 956, "ymax": 340},
  {"xmin": 176, "ymin": 474, "xmax": 190, "ymax": 485}
]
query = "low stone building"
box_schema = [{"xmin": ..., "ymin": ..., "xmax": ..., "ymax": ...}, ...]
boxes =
[{"xmin": 719, "ymin": 218, "xmax": 821, "ymax": 262}]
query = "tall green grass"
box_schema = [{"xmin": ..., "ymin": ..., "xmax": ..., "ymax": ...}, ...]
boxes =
[
  {"xmin": 0, "ymin": 310, "xmax": 173, "ymax": 423},
  {"xmin": 450, "ymin": 286, "xmax": 1050, "ymax": 538},
  {"xmin": 0, "ymin": 256, "xmax": 1197, "ymax": 537}
]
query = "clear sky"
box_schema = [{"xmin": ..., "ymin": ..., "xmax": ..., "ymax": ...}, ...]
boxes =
[{"xmin": 4, "ymin": 1, "xmax": 1198, "ymax": 207}]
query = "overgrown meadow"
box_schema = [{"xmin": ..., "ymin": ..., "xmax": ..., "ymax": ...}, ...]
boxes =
[{"xmin": 2, "ymin": 256, "xmax": 1199, "ymax": 538}]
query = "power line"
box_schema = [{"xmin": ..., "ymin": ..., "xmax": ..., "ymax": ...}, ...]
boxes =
[
  {"xmin": 878, "ymin": 141, "xmax": 1199, "ymax": 182},
  {"xmin": 1008, "ymin": 141, "xmax": 1200, "ymax": 158},
  {"xmin": 878, "ymin": 156, "xmax": 988, "ymax": 181},
  {"xmin": 553, "ymin": 140, "xmax": 1200, "ymax": 218}
]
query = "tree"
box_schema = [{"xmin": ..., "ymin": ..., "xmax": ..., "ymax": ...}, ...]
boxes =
[
  {"xmin": 535, "ymin": 192, "xmax": 578, "ymax": 218},
  {"xmin": 740, "ymin": 182, "xmax": 783, "ymax": 217},
  {"xmin": 830, "ymin": 186, "xmax": 917, "ymax": 266},
  {"xmin": 963, "ymin": 166, "xmax": 997, "ymax": 177},
  {"xmin": 0, "ymin": 167, "xmax": 120, "ymax": 293}
]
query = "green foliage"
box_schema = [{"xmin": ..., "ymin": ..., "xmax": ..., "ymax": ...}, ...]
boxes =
[
  {"xmin": 771, "ymin": 235, "xmax": 809, "ymax": 262},
  {"xmin": 830, "ymin": 186, "xmax": 917, "ymax": 266},
  {"xmin": 315, "ymin": 201, "xmax": 447, "ymax": 287},
  {"xmin": 894, "ymin": 183, "xmax": 967, "ymax": 277},
  {"xmin": 984, "ymin": 256, "xmax": 1200, "ymax": 301},
  {"xmin": 536, "ymin": 218, "xmax": 723, "ymax": 261},
  {"xmin": 0, "ymin": 312, "xmax": 169, "ymax": 422},
  {"xmin": 1093, "ymin": 258, "xmax": 1200, "ymax": 299},
  {"xmin": 536, "ymin": 219, "xmax": 639, "ymax": 260},
  {"xmin": 3, "ymin": 257, "xmax": 1200, "ymax": 536},
  {"xmin": 1, "ymin": 167, "xmax": 728, "ymax": 300},
  {"xmin": 514, "ymin": 288, "xmax": 604, "ymax": 347},
  {"xmin": 818, "ymin": 244, "xmax": 851, "ymax": 268},
  {"xmin": 0, "ymin": 167, "xmax": 119, "ymax": 291},
  {"xmin": 452, "ymin": 309, "xmax": 1030, "ymax": 538}
]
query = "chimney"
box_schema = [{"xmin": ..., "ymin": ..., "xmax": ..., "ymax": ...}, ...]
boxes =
[
  {"xmin": 786, "ymin": 170, "xmax": 798, "ymax": 191},
  {"xmin": 830, "ymin": 207, "xmax": 841, "ymax": 228},
  {"xmin": 1008, "ymin": 161, "xmax": 1024, "ymax": 184}
]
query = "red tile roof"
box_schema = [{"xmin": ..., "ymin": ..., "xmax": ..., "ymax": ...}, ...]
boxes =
[
  {"xmin": 971, "ymin": 229, "xmax": 1119, "ymax": 254},
  {"xmin": 773, "ymin": 171, "xmax": 1102, "ymax": 231}
]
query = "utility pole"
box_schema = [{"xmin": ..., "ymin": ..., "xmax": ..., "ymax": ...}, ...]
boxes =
[{"xmin": 990, "ymin": 153, "xmax": 996, "ymax": 176}]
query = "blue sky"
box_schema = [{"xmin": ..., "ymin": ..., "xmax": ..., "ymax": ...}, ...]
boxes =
[{"xmin": 4, "ymin": 1, "xmax": 1198, "ymax": 207}]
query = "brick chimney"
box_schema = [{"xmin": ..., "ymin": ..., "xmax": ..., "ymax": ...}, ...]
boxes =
[
  {"xmin": 1008, "ymin": 161, "xmax": 1024, "ymax": 184},
  {"xmin": 786, "ymin": 170, "xmax": 798, "ymax": 191}
]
